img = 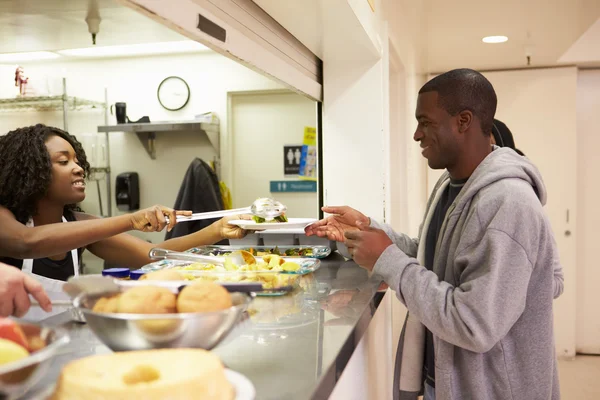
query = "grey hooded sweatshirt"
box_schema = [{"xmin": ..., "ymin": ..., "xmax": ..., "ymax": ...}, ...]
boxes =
[{"xmin": 372, "ymin": 147, "xmax": 564, "ymax": 400}]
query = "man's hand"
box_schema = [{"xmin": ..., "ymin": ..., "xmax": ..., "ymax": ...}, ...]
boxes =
[
  {"xmin": 345, "ymin": 222, "xmax": 393, "ymax": 271},
  {"xmin": 305, "ymin": 206, "xmax": 369, "ymax": 242},
  {"xmin": 216, "ymin": 215, "xmax": 251, "ymax": 240},
  {"xmin": 0, "ymin": 263, "xmax": 52, "ymax": 317}
]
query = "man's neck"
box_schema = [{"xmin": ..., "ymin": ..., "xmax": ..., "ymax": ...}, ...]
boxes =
[{"xmin": 448, "ymin": 142, "xmax": 492, "ymax": 180}]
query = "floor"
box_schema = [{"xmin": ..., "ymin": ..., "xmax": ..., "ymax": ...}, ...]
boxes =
[
  {"xmin": 414, "ymin": 356, "xmax": 600, "ymax": 400},
  {"xmin": 559, "ymin": 355, "xmax": 600, "ymax": 399}
]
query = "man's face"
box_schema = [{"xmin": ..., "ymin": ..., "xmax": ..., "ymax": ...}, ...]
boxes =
[{"xmin": 413, "ymin": 91, "xmax": 461, "ymax": 170}]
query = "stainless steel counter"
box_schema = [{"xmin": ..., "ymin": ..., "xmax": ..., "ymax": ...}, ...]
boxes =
[{"xmin": 23, "ymin": 254, "xmax": 382, "ymax": 400}]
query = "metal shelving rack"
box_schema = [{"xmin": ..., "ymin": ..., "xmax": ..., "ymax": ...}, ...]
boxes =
[
  {"xmin": 0, "ymin": 78, "xmax": 112, "ymax": 216},
  {"xmin": 97, "ymin": 120, "xmax": 221, "ymax": 178}
]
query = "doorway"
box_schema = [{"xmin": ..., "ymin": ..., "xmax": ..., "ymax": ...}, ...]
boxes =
[{"xmin": 229, "ymin": 90, "xmax": 319, "ymax": 218}]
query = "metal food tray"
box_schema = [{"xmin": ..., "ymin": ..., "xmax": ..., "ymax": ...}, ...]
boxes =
[
  {"xmin": 187, "ymin": 245, "xmax": 331, "ymax": 259},
  {"xmin": 140, "ymin": 259, "xmax": 309, "ymax": 296},
  {"xmin": 143, "ymin": 257, "xmax": 321, "ymax": 276}
]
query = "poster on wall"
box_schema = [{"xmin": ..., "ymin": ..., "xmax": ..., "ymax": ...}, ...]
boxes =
[{"xmin": 299, "ymin": 127, "xmax": 317, "ymax": 181}]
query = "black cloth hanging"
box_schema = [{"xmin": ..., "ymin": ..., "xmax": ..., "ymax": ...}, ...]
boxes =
[{"xmin": 165, "ymin": 158, "xmax": 225, "ymax": 242}]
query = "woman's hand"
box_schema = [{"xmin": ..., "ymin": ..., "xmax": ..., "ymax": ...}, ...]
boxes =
[
  {"xmin": 129, "ymin": 205, "xmax": 192, "ymax": 233},
  {"xmin": 214, "ymin": 215, "xmax": 251, "ymax": 240}
]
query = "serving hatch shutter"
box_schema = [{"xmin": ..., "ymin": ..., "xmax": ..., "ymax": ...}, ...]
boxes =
[{"xmin": 117, "ymin": 0, "xmax": 323, "ymax": 101}]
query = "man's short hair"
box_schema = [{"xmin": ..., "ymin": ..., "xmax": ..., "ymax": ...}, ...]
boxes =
[{"xmin": 419, "ymin": 68, "xmax": 497, "ymax": 135}]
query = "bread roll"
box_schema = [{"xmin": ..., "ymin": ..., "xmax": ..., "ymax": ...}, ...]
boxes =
[
  {"xmin": 139, "ymin": 270, "xmax": 184, "ymax": 281},
  {"xmin": 117, "ymin": 286, "xmax": 176, "ymax": 314},
  {"xmin": 177, "ymin": 282, "xmax": 232, "ymax": 313}
]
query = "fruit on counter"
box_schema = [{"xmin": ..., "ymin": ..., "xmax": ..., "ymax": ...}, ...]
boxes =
[
  {"xmin": 176, "ymin": 282, "xmax": 233, "ymax": 313},
  {"xmin": 0, "ymin": 318, "xmax": 29, "ymax": 350},
  {"xmin": 51, "ymin": 349, "xmax": 234, "ymax": 400},
  {"xmin": 0, "ymin": 338, "xmax": 29, "ymax": 366},
  {"xmin": 139, "ymin": 269, "xmax": 185, "ymax": 281}
]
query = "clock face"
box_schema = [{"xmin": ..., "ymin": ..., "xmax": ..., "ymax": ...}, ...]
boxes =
[{"xmin": 157, "ymin": 76, "xmax": 190, "ymax": 111}]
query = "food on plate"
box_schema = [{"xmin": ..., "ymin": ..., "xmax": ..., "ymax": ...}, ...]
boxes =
[
  {"xmin": 0, "ymin": 338, "xmax": 29, "ymax": 366},
  {"xmin": 0, "ymin": 318, "xmax": 29, "ymax": 350},
  {"xmin": 92, "ymin": 294, "xmax": 120, "ymax": 313},
  {"xmin": 237, "ymin": 250, "xmax": 256, "ymax": 265},
  {"xmin": 50, "ymin": 349, "xmax": 234, "ymax": 400},
  {"xmin": 168, "ymin": 254, "xmax": 301, "ymax": 290},
  {"xmin": 252, "ymin": 213, "xmax": 288, "ymax": 223},
  {"xmin": 0, "ymin": 318, "xmax": 48, "ymax": 368},
  {"xmin": 201, "ymin": 246, "xmax": 316, "ymax": 257},
  {"xmin": 177, "ymin": 281, "xmax": 233, "ymax": 313},
  {"xmin": 140, "ymin": 269, "xmax": 184, "ymax": 281},
  {"xmin": 175, "ymin": 254, "xmax": 300, "ymax": 274},
  {"xmin": 117, "ymin": 286, "xmax": 177, "ymax": 314}
]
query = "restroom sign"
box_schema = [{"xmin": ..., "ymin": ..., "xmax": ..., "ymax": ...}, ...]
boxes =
[{"xmin": 284, "ymin": 145, "xmax": 302, "ymax": 175}]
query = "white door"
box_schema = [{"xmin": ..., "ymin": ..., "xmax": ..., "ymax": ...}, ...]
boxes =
[
  {"xmin": 486, "ymin": 68, "xmax": 579, "ymax": 358},
  {"xmin": 576, "ymin": 70, "xmax": 600, "ymax": 354},
  {"xmin": 230, "ymin": 90, "xmax": 318, "ymax": 218}
]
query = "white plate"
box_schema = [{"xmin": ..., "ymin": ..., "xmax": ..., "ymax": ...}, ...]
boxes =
[
  {"xmin": 40, "ymin": 368, "xmax": 255, "ymax": 400},
  {"xmin": 227, "ymin": 369, "xmax": 256, "ymax": 400},
  {"xmin": 228, "ymin": 218, "xmax": 317, "ymax": 231}
]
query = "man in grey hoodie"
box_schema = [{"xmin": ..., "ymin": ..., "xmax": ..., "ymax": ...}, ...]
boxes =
[{"xmin": 306, "ymin": 69, "xmax": 564, "ymax": 400}]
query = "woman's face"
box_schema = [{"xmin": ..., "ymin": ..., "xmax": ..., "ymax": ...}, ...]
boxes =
[{"xmin": 44, "ymin": 135, "xmax": 86, "ymax": 205}]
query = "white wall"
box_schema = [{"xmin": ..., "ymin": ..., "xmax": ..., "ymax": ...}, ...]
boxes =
[
  {"xmin": 229, "ymin": 91, "xmax": 318, "ymax": 218},
  {"xmin": 0, "ymin": 52, "xmax": 284, "ymax": 247},
  {"xmin": 576, "ymin": 69, "xmax": 600, "ymax": 354}
]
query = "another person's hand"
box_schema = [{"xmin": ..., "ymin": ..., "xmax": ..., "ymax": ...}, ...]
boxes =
[
  {"xmin": 344, "ymin": 222, "xmax": 393, "ymax": 271},
  {"xmin": 0, "ymin": 263, "xmax": 52, "ymax": 317},
  {"xmin": 305, "ymin": 206, "xmax": 369, "ymax": 242},
  {"xmin": 130, "ymin": 205, "xmax": 192, "ymax": 233},
  {"xmin": 215, "ymin": 215, "xmax": 251, "ymax": 240}
]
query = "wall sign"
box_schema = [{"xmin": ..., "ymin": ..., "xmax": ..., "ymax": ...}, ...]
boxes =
[
  {"xmin": 270, "ymin": 180, "xmax": 317, "ymax": 193},
  {"xmin": 298, "ymin": 127, "xmax": 317, "ymax": 181},
  {"xmin": 284, "ymin": 145, "xmax": 303, "ymax": 175}
]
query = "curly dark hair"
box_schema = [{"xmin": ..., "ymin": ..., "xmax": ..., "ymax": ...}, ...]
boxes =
[{"xmin": 0, "ymin": 124, "xmax": 90, "ymax": 223}]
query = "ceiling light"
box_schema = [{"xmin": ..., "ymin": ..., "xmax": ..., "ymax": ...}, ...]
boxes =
[
  {"xmin": 482, "ymin": 36, "xmax": 508, "ymax": 44},
  {"xmin": 0, "ymin": 51, "xmax": 60, "ymax": 63},
  {"xmin": 57, "ymin": 41, "xmax": 210, "ymax": 58}
]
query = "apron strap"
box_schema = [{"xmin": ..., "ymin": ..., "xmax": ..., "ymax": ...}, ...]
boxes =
[{"xmin": 23, "ymin": 216, "xmax": 79, "ymax": 277}]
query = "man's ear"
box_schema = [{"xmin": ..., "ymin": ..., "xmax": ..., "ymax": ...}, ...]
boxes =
[{"xmin": 457, "ymin": 110, "xmax": 473, "ymax": 133}]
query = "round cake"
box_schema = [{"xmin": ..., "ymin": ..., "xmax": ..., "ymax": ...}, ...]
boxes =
[{"xmin": 51, "ymin": 349, "xmax": 234, "ymax": 400}]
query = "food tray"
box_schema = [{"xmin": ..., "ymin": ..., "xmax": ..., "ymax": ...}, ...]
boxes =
[
  {"xmin": 140, "ymin": 260, "xmax": 306, "ymax": 296},
  {"xmin": 187, "ymin": 245, "xmax": 331, "ymax": 259},
  {"xmin": 142, "ymin": 257, "xmax": 321, "ymax": 276}
]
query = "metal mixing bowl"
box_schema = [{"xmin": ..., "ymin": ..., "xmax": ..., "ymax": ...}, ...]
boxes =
[
  {"xmin": 0, "ymin": 322, "xmax": 70, "ymax": 399},
  {"xmin": 73, "ymin": 291, "xmax": 252, "ymax": 352}
]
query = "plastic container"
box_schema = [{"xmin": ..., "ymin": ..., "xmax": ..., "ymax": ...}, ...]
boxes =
[
  {"xmin": 101, "ymin": 268, "xmax": 130, "ymax": 280},
  {"xmin": 129, "ymin": 269, "xmax": 147, "ymax": 280}
]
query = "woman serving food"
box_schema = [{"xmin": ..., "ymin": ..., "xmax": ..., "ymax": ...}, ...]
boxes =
[{"xmin": 0, "ymin": 124, "xmax": 249, "ymax": 315}]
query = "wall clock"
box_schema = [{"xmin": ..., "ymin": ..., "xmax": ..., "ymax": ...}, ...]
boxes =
[{"xmin": 157, "ymin": 76, "xmax": 190, "ymax": 111}]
